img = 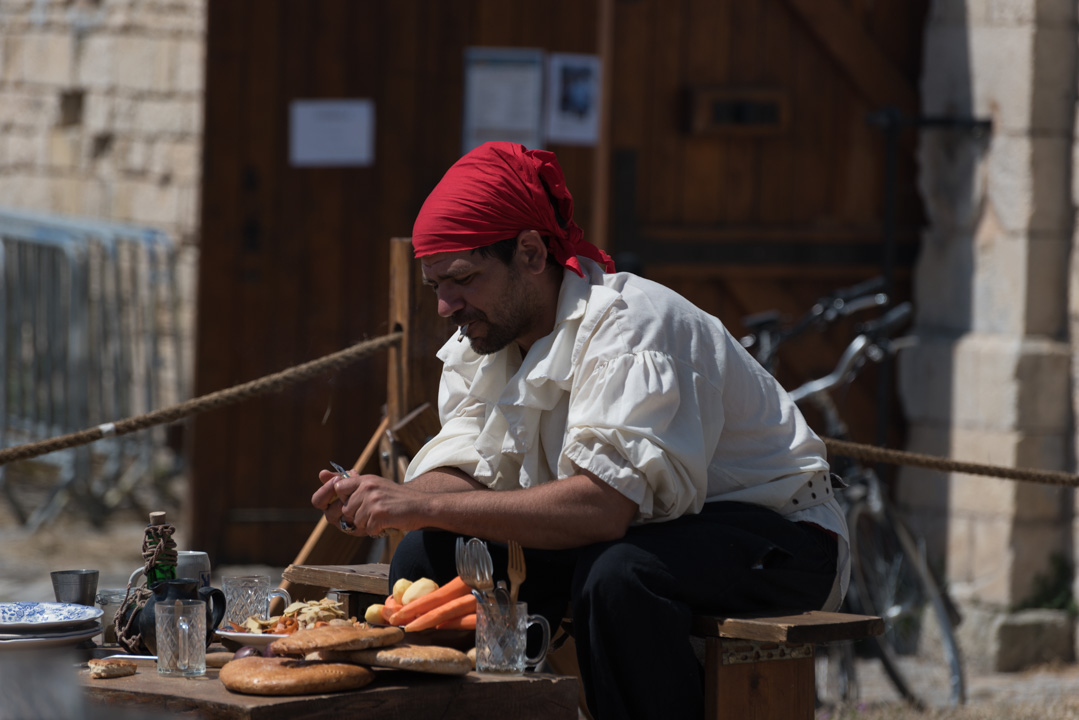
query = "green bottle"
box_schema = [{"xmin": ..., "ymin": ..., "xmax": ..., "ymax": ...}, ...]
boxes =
[{"xmin": 144, "ymin": 511, "xmax": 177, "ymax": 586}]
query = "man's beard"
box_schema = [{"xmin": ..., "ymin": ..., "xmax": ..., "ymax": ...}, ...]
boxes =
[{"xmin": 456, "ymin": 274, "xmax": 537, "ymax": 355}]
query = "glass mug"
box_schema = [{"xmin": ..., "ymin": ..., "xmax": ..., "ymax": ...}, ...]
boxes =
[
  {"xmin": 475, "ymin": 601, "xmax": 550, "ymax": 674},
  {"xmin": 155, "ymin": 599, "xmax": 206, "ymax": 677},
  {"xmin": 222, "ymin": 576, "xmax": 291, "ymax": 628}
]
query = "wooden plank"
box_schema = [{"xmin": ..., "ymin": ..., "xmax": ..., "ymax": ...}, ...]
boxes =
[
  {"xmin": 692, "ymin": 610, "xmax": 884, "ymax": 644},
  {"xmin": 780, "ymin": 0, "xmax": 918, "ymax": 114},
  {"xmin": 709, "ymin": 650, "xmax": 815, "ymax": 720},
  {"xmin": 82, "ymin": 660, "xmax": 580, "ymax": 720},
  {"xmin": 283, "ymin": 563, "xmax": 391, "ymax": 595}
]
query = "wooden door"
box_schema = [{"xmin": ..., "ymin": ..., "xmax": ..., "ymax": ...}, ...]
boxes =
[{"xmin": 606, "ymin": 0, "xmax": 929, "ymax": 451}]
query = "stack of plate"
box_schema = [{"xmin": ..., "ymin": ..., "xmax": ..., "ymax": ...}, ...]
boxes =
[{"xmin": 0, "ymin": 602, "xmax": 103, "ymax": 650}]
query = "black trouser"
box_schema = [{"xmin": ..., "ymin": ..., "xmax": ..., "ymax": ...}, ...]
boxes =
[{"xmin": 390, "ymin": 501, "xmax": 838, "ymax": 720}]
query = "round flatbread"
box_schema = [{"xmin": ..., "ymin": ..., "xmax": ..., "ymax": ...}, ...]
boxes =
[
  {"xmin": 269, "ymin": 624, "xmax": 404, "ymax": 657},
  {"xmin": 308, "ymin": 644, "xmax": 471, "ymax": 676},
  {"xmin": 219, "ymin": 656, "xmax": 375, "ymax": 696}
]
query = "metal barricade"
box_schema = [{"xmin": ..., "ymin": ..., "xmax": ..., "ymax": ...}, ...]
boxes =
[{"xmin": 0, "ymin": 207, "xmax": 187, "ymax": 530}]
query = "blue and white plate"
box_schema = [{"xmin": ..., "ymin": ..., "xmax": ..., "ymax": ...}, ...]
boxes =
[{"xmin": 0, "ymin": 602, "xmax": 104, "ymax": 631}]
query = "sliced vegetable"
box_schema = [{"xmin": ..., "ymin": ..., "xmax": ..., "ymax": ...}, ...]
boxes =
[
  {"xmin": 388, "ymin": 576, "xmax": 470, "ymax": 626},
  {"xmin": 435, "ymin": 613, "xmax": 477, "ymax": 630},
  {"xmin": 403, "ymin": 592, "xmax": 476, "ymax": 632}
]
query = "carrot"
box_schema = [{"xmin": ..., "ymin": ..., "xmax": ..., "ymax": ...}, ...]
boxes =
[
  {"xmin": 380, "ymin": 593, "xmax": 403, "ymax": 624},
  {"xmin": 435, "ymin": 613, "xmax": 476, "ymax": 630},
  {"xmin": 388, "ymin": 576, "xmax": 471, "ymax": 626},
  {"xmin": 404, "ymin": 593, "xmax": 476, "ymax": 632}
]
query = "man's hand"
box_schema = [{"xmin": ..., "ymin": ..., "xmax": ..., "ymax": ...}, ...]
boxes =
[{"xmin": 312, "ymin": 470, "xmax": 426, "ymax": 537}]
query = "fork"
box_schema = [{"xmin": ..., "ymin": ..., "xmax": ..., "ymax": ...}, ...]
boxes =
[
  {"xmin": 507, "ymin": 540, "xmax": 526, "ymax": 603},
  {"xmin": 467, "ymin": 538, "xmax": 496, "ymax": 600}
]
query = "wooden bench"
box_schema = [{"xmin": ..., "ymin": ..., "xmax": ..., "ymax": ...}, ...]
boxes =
[{"xmin": 283, "ymin": 563, "xmax": 883, "ymax": 720}]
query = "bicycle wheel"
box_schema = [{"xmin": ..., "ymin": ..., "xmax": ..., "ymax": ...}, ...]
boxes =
[{"xmin": 847, "ymin": 499, "xmax": 966, "ymax": 708}]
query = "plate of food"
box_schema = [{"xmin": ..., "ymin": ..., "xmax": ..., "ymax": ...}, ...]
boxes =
[{"xmin": 216, "ymin": 598, "xmax": 357, "ymax": 651}]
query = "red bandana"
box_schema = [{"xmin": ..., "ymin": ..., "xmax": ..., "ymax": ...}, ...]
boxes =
[{"xmin": 411, "ymin": 142, "xmax": 615, "ymax": 277}]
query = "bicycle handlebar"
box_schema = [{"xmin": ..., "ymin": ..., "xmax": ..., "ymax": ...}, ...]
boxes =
[{"xmin": 788, "ymin": 302, "xmax": 912, "ymax": 403}]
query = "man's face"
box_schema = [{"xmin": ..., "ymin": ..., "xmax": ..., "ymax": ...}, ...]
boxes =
[{"xmin": 421, "ymin": 249, "xmax": 539, "ymax": 354}]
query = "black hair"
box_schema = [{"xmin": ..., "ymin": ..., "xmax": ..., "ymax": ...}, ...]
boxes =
[{"xmin": 474, "ymin": 235, "xmax": 559, "ymax": 268}]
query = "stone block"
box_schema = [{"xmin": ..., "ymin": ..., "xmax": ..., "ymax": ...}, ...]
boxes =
[
  {"xmin": 175, "ymin": 38, "xmax": 203, "ymax": 94},
  {"xmin": 947, "ymin": 333, "xmax": 1070, "ymax": 431},
  {"xmin": 949, "ymin": 470, "xmax": 1016, "ymax": 517},
  {"xmin": 1010, "ymin": 521, "xmax": 1070, "ymax": 605},
  {"xmin": 1030, "ymin": 26, "xmax": 1078, "ymax": 133},
  {"xmin": 972, "ymin": 228, "xmax": 1027, "ymax": 335},
  {"xmin": 4, "ymin": 131, "xmax": 40, "ymax": 167},
  {"xmin": 994, "ymin": 609, "xmax": 1075, "ymax": 672},
  {"xmin": 909, "ymin": 230, "xmax": 976, "ymax": 332},
  {"xmin": 133, "ymin": 98, "xmax": 187, "ymax": 135},
  {"xmin": 987, "ymin": 134, "xmax": 1071, "ymax": 234},
  {"xmin": 82, "ymin": 92, "xmax": 111, "ymax": 134},
  {"xmin": 113, "ymin": 35, "xmax": 172, "ymax": 92},
  {"xmin": 46, "ymin": 127, "xmax": 81, "ymax": 169},
  {"xmin": 150, "ymin": 138, "xmax": 199, "ymax": 180},
  {"xmin": 176, "ymin": 183, "xmax": 199, "ymax": 228},
  {"xmin": 76, "ymin": 35, "xmax": 114, "ymax": 90},
  {"xmin": 111, "ymin": 178, "xmax": 180, "ymax": 226},
  {"xmin": 969, "ymin": 26, "xmax": 1034, "ymax": 133},
  {"xmin": 988, "ymin": 0, "xmax": 1077, "ymax": 25},
  {"xmin": 1025, "ymin": 233, "xmax": 1069, "ymax": 335},
  {"xmin": 963, "ymin": 514, "xmax": 1012, "ymax": 603},
  {"xmin": 19, "ymin": 32, "xmax": 73, "ymax": 86}
]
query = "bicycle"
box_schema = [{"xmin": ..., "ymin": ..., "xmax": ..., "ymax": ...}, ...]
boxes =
[{"xmin": 744, "ymin": 288, "xmax": 966, "ymax": 709}]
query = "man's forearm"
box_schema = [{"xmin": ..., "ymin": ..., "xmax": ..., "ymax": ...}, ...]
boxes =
[
  {"xmin": 406, "ymin": 467, "xmax": 486, "ymax": 493},
  {"xmin": 409, "ymin": 473, "xmax": 637, "ymax": 549}
]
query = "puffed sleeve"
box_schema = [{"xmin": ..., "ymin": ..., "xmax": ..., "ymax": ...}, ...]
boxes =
[
  {"xmin": 559, "ymin": 350, "xmax": 723, "ymax": 521},
  {"xmin": 402, "ymin": 347, "xmax": 486, "ymax": 482}
]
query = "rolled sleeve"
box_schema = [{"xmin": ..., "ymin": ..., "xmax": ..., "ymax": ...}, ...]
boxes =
[{"xmin": 559, "ymin": 351, "xmax": 721, "ymax": 521}]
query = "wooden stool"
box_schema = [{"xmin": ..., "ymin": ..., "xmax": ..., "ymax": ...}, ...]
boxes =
[{"xmin": 692, "ymin": 611, "xmax": 883, "ymax": 720}]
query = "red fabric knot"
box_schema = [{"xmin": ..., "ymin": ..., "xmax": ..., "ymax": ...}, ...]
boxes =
[{"xmin": 411, "ymin": 142, "xmax": 615, "ymax": 277}]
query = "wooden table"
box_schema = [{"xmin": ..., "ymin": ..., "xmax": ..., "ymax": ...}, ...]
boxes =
[{"xmin": 81, "ymin": 656, "xmax": 579, "ymax": 719}]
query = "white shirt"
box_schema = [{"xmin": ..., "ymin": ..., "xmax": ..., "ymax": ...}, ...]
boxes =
[{"xmin": 406, "ymin": 258, "xmax": 849, "ymax": 609}]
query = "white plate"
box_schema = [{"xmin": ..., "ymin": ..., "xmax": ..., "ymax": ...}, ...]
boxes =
[
  {"xmin": 0, "ymin": 603, "xmax": 104, "ymax": 631},
  {"xmin": 216, "ymin": 630, "xmax": 286, "ymax": 649},
  {"xmin": 0, "ymin": 622, "xmax": 101, "ymax": 649}
]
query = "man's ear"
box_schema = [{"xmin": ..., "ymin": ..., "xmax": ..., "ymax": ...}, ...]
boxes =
[{"xmin": 515, "ymin": 230, "xmax": 549, "ymax": 275}]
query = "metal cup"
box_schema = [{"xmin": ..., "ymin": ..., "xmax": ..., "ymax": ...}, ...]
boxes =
[{"xmin": 50, "ymin": 569, "xmax": 99, "ymax": 606}]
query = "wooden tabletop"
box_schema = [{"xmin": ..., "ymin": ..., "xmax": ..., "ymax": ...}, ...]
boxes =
[{"xmin": 81, "ymin": 656, "xmax": 579, "ymax": 720}]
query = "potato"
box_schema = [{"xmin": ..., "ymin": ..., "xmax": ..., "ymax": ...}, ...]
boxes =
[
  {"xmin": 392, "ymin": 578, "xmax": 414, "ymax": 605},
  {"xmin": 364, "ymin": 603, "xmax": 386, "ymax": 625},
  {"xmin": 401, "ymin": 577, "xmax": 439, "ymax": 605}
]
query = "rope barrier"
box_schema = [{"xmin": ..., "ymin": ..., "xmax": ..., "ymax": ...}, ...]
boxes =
[
  {"xmin": 0, "ymin": 332, "xmax": 402, "ymax": 467},
  {"xmin": 2, "ymin": 327, "xmax": 1077, "ymax": 490},
  {"xmin": 824, "ymin": 437, "xmax": 1079, "ymax": 488}
]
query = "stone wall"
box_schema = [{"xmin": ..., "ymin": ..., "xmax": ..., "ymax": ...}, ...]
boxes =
[
  {"xmin": 899, "ymin": 0, "xmax": 1078, "ymax": 671},
  {"xmin": 0, "ymin": 0, "xmax": 205, "ymax": 401}
]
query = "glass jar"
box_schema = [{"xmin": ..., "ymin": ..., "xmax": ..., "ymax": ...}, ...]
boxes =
[{"xmin": 96, "ymin": 588, "xmax": 129, "ymax": 646}]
